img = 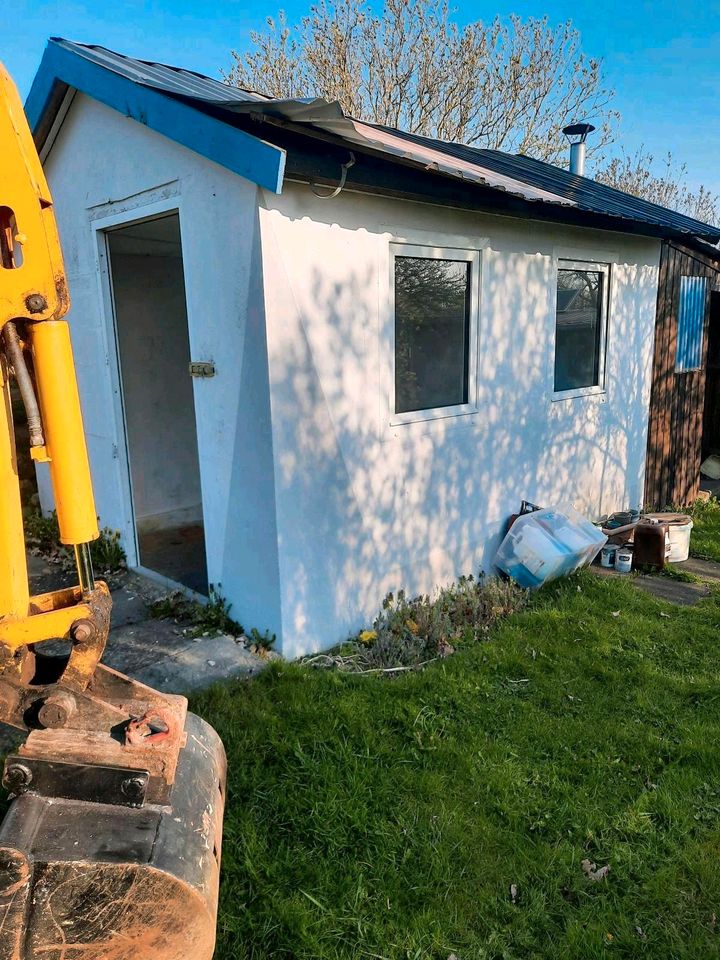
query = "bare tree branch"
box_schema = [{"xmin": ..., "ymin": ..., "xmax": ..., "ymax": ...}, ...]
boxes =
[
  {"xmin": 224, "ymin": 0, "xmax": 617, "ymax": 162},
  {"xmin": 595, "ymin": 147, "xmax": 719, "ymax": 225},
  {"xmin": 224, "ymin": 0, "xmax": 719, "ymax": 221}
]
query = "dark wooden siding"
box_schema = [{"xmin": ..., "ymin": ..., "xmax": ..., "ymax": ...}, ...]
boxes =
[{"xmin": 645, "ymin": 243, "xmax": 720, "ymax": 508}]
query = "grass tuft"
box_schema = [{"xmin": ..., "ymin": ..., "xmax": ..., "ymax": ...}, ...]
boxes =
[{"xmin": 149, "ymin": 584, "xmax": 244, "ymax": 638}]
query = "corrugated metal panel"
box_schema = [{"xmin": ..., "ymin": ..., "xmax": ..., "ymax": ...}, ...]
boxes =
[
  {"xmin": 44, "ymin": 40, "xmax": 720, "ymax": 243},
  {"xmin": 675, "ymin": 276, "xmax": 708, "ymax": 371},
  {"xmin": 50, "ymin": 38, "xmax": 268, "ymax": 103},
  {"xmin": 377, "ymin": 127, "xmax": 720, "ymax": 242}
]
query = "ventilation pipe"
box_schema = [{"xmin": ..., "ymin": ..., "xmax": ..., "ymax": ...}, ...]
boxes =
[{"xmin": 562, "ymin": 123, "xmax": 595, "ymax": 176}]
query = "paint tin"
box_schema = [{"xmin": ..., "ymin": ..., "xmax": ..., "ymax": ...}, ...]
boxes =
[
  {"xmin": 615, "ymin": 546, "xmax": 633, "ymax": 574},
  {"xmin": 600, "ymin": 544, "xmax": 618, "ymax": 568}
]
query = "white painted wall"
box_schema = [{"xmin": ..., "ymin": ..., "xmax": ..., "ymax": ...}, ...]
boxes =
[
  {"xmin": 258, "ymin": 184, "xmax": 661, "ymax": 657},
  {"xmin": 42, "ymin": 92, "xmax": 661, "ymax": 659},
  {"xmin": 41, "ymin": 94, "xmax": 282, "ymax": 638},
  {"xmin": 108, "ymin": 247, "xmax": 202, "ymax": 529}
]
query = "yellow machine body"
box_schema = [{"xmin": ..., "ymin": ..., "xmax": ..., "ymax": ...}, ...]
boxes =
[
  {"xmin": 0, "ymin": 61, "xmax": 68, "ymax": 326},
  {"xmin": 0, "ymin": 59, "xmax": 225, "ymax": 960},
  {"xmin": 0, "ymin": 59, "xmax": 99, "ymax": 651}
]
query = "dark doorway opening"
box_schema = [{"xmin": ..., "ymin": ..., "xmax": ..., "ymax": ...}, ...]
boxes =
[
  {"xmin": 106, "ymin": 213, "xmax": 208, "ymax": 594},
  {"xmin": 702, "ymin": 292, "xmax": 720, "ymax": 457}
]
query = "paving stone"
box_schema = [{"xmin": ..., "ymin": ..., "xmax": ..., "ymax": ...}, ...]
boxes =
[
  {"xmin": 1, "ymin": 561, "xmax": 269, "ymax": 749},
  {"xmin": 675, "ymin": 556, "xmax": 720, "ymax": 582},
  {"xmin": 102, "ymin": 617, "xmax": 190, "ymax": 674},
  {"xmin": 128, "ymin": 633, "xmax": 266, "ymax": 693},
  {"xmin": 590, "ymin": 563, "xmax": 712, "ymax": 606},
  {"xmin": 633, "ymin": 576, "xmax": 711, "ymax": 606}
]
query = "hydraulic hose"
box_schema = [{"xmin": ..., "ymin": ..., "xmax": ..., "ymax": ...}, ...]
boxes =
[{"xmin": 2, "ymin": 320, "xmax": 44, "ymax": 447}]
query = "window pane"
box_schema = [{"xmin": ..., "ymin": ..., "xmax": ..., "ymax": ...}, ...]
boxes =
[
  {"xmin": 675, "ymin": 275, "xmax": 708, "ymax": 372},
  {"xmin": 395, "ymin": 257, "xmax": 471, "ymax": 413},
  {"xmin": 554, "ymin": 268, "xmax": 603, "ymax": 392}
]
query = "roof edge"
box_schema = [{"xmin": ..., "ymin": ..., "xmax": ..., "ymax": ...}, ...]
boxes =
[{"xmin": 24, "ymin": 39, "xmax": 287, "ymax": 194}]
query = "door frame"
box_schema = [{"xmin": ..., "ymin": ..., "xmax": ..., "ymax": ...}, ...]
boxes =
[{"xmin": 92, "ymin": 195, "xmax": 207, "ymax": 594}]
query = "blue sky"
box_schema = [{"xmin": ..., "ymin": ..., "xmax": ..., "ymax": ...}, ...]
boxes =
[{"xmin": 3, "ymin": 0, "xmax": 719, "ymax": 194}]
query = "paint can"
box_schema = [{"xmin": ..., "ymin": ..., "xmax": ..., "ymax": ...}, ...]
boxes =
[
  {"xmin": 615, "ymin": 545, "xmax": 633, "ymax": 574},
  {"xmin": 600, "ymin": 544, "xmax": 618, "ymax": 568}
]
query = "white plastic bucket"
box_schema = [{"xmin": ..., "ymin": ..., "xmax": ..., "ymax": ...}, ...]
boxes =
[
  {"xmin": 615, "ymin": 547, "xmax": 633, "ymax": 573},
  {"xmin": 667, "ymin": 519, "xmax": 693, "ymax": 563}
]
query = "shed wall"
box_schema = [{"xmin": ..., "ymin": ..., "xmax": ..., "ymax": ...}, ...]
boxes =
[
  {"xmin": 259, "ymin": 184, "xmax": 661, "ymax": 656},
  {"xmin": 40, "ymin": 94, "xmax": 282, "ymax": 636},
  {"xmin": 645, "ymin": 242, "xmax": 720, "ymax": 508},
  {"xmin": 41, "ymin": 92, "xmax": 664, "ymax": 658}
]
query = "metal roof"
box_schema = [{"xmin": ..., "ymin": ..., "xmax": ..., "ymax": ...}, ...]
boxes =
[
  {"xmin": 379, "ymin": 126, "xmax": 720, "ymax": 243},
  {"xmin": 35, "ymin": 39, "xmax": 720, "ymax": 244}
]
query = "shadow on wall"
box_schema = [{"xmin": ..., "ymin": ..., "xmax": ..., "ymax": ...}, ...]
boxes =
[{"xmin": 247, "ymin": 201, "xmax": 654, "ymax": 657}]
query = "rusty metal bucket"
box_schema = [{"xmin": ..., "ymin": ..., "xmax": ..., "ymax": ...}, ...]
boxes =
[{"xmin": 0, "ymin": 713, "xmax": 226, "ymax": 960}]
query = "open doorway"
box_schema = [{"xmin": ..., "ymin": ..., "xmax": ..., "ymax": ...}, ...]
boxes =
[
  {"xmin": 106, "ymin": 213, "xmax": 208, "ymax": 594},
  {"xmin": 703, "ymin": 293, "xmax": 720, "ymax": 449}
]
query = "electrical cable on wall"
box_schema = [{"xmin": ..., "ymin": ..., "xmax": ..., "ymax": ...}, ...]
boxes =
[{"xmin": 310, "ymin": 152, "xmax": 356, "ymax": 199}]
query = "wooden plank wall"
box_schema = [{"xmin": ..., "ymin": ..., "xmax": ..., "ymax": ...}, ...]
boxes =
[{"xmin": 645, "ymin": 242, "xmax": 720, "ymax": 508}]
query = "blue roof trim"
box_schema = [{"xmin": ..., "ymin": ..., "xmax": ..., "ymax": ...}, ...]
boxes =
[{"xmin": 25, "ymin": 40, "xmax": 286, "ymax": 194}]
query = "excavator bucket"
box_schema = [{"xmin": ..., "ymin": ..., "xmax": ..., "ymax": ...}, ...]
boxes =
[{"xmin": 0, "ymin": 712, "xmax": 226, "ymax": 960}]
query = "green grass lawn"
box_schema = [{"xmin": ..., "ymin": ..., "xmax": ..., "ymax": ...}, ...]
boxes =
[
  {"xmin": 194, "ymin": 571, "xmax": 720, "ymax": 960},
  {"xmin": 689, "ymin": 498, "xmax": 720, "ymax": 562}
]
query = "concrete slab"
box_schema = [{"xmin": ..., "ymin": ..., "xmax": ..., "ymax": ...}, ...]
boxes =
[
  {"xmin": 102, "ymin": 618, "xmax": 267, "ymax": 692},
  {"xmin": 125, "ymin": 632, "xmax": 266, "ymax": 692},
  {"xmin": 633, "ymin": 576, "xmax": 711, "ymax": 606},
  {"xmin": 24, "ymin": 555, "xmax": 268, "ymax": 698},
  {"xmin": 590, "ymin": 563, "xmax": 712, "ymax": 606},
  {"xmin": 0, "ymin": 560, "xmax": 267, "ymax": 762},
  {"xmin": 102, "ymin": 617, "xmax": 190, "ymax": 674},
  {"xmin": 675, "ymin": 556, "xmax": 720, "ymax": 582}
]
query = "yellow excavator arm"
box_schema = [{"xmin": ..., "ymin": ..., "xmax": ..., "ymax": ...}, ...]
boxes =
[{"xmin": 0, "ymin": 62, "xmax": 225, "ymax": 960}]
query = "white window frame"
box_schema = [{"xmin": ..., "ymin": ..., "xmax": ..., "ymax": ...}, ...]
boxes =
[
  {"xmin": 552, "ymin": 258, "xmax": 611, "ymax": 401},
  {"xmin": 388, "ymin": 242, "xmax": 481, "ymax": 425}
]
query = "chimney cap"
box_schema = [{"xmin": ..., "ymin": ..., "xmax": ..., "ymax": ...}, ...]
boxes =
[{"xmin": 562, "ymin": 122, "xmax": 596, "ymax": 142}]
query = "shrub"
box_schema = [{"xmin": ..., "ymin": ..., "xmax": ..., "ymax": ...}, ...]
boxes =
[{"xmin": 310, "ymin": 573, "xmax": 528, "ymax": 673}]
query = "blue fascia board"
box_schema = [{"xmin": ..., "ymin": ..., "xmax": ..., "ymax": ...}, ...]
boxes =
[{"xmin": 25, "ymin": 41, "xmax": 286, "ymax": 194}]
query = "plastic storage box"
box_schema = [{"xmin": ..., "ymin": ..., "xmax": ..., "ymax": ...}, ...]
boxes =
[{"xmin": 494, "ymin": 504, "xmax": 607, "ymax": 589}]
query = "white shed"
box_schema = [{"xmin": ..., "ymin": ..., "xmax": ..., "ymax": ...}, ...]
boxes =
[{"xmin": 26, "ymin": 40, "xmax": 720, "ymax": 657}]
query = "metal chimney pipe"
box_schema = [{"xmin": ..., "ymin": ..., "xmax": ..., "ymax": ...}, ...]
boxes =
[
  {"xmin": 562, "ymin": 123, "xmax": 596, "ymax": 178},
  {"xmin": 569, "ymin": 141, "xmax": 586, "ymax": 176}
]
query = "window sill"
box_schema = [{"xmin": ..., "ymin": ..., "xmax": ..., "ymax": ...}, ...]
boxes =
[
  {"xmin": 551, "ymin": 385, "xmax": 606, "ymax": 402},
  {"xmin": 389, "ymin": 403, "xmax": 478, "ymax": 427}
]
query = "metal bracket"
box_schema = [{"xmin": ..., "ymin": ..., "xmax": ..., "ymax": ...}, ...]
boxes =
[
  {"xmin": 2, "ymin": 757, "xmax": 150, "ymax": 808},
  {"xmin": 189, "ymin": 361, "xmax": 215, "ymax": 378}
]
